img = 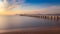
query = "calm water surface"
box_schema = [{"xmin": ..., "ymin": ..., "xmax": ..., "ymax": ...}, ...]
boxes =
[{"xmin": 0, "ymin": 16, "xmax": 60, "ymax": 29}]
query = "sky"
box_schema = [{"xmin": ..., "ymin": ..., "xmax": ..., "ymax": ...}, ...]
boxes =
[
  {"xmin": 14, "ymin": 0, "xmax": 60, "ymax": 14},
  {"xmin": 0, "ymin": 0, "xmax": 60, "ymax": 15}
]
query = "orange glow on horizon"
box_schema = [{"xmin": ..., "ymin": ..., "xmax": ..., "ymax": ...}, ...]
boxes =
[
  {"xmin": 0, "ymin": 10, "xmax": 25, "ymax": 15},
  {"xmin": 0, "ymin": 11, "xmax": 15, "ymax": 15}
]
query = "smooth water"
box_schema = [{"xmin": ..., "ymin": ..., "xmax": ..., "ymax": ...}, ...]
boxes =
[{"xmin": 0, "ymin": 16, "xmax": 60, "ymax": 29}]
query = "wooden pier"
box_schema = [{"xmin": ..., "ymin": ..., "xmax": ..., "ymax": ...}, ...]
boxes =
[
  {"xmin": 20, "ymin": 14, "xmax": 60, "ymax": 20},
  {"xmin": 25, "ymin": 15, "xmax": 60, "ymax": 20},
  {"xmin": 39, "ymin": 16, "xmax": 60, "ymax": 19}
]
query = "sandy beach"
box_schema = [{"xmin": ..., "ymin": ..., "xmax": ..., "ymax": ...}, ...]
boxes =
[{"xmin": 0, "ymin": 27, "xmax": 60, "ymax": 34}]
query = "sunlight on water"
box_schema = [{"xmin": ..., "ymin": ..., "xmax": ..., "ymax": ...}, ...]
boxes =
[{"xmin": 0, "ymin": 16, "xmax": 8, "ymax": 29}]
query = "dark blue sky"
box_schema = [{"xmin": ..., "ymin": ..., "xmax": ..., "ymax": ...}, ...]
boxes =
[
  {"xmin": 7, "ymin": 0, "xmax": 60, "ymax": 10},
  {"xmin": 25, "ymin": 0, "xmax": 60, "ymax": 5},
  {"xmin": 7, "ymin": 0, "xmax": 60, "ymax": 5}
]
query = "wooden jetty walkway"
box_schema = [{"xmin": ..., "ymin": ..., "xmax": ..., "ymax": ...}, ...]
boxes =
[{"xmin": 20, "ymin": 14, "xmax": 60, "ymax": 20}]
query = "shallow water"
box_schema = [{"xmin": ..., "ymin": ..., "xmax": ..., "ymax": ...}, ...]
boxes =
[{"xmin": 0, "ymin": 16, "xmax": 60, "ymax": 29}]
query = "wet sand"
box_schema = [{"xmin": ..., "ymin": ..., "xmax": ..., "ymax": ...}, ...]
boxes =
[{"xmin": 0, "ymin": 27, "xmax": 60, "ymax": 34}]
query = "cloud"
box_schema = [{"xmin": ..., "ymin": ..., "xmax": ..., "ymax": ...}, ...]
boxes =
[
  {"xmin": 21, "ymin": 6, "xmax": 60, "ymax": 14},
  {"xmin": 40, "ymin": 6, "xmax": 60, "ymax": 14},
  {"xmin": 10, "ymin": 2, "xmax": 60, "ymax": 14}
]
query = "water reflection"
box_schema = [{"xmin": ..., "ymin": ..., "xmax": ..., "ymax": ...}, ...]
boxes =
[{"xmin": 0, "ymin": 16, "xmax": 60, "ymax": 29}]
